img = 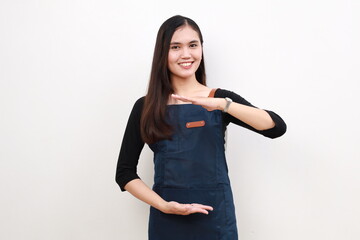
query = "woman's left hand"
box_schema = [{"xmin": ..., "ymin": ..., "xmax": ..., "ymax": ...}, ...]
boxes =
[{"xmin": 171, "ymin": 94, "xmax": 225, "ymax": 111}]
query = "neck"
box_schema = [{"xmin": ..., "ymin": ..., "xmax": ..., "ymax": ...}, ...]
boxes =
[{"xmin": 171, "ymin": 75, "xmax": 202, "ymax": 95}]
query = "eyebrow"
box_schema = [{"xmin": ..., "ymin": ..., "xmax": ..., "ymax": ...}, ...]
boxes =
[{"xmin": 170, "ymin": 40, "xmax": 200, "ymax": 45}]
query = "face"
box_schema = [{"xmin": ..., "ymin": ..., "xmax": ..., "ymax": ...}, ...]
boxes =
[{"xmin": 167, "ymin": 25, "xmax": 202, "ymax": 81}]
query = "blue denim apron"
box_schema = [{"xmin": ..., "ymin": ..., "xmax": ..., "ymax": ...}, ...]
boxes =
[{"xmin": 148, "ymin": 101, "xmax": 238, "ymax": 240}]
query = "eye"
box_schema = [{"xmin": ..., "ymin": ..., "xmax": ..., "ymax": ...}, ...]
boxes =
[
  {"xmin": 190, "ymin": 43, "xmax": 198, "ymax": 48},
  {"xmin": 170, "ymin": 45, "xmax": 180, "ymax": 50}
]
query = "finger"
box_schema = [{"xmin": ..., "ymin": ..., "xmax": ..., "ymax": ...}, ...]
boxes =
[
  {"xmin": 171, "ymin": 94, "xmax": 194, "ymax": 103},
  {"xmin": 180, "ymin": 204, "xmax": 206, "ymax": 215},
  {"xmin": 189, "ymin": 206, "xmax": 210, "ymax": 215},
  {"xmin": 173, "ymin": 203, "xmax": 212, "ymax": 215},
  {"xmin": 191, "ymin": 208, "xmax": 209, "ymax": 215},
  {"xmin": 187, "ymin": 204, "xmax": 214, "ymax": 215},
  {"xmin": 190, "ymin": 203, "xmax": 214, "ymax": 211}
]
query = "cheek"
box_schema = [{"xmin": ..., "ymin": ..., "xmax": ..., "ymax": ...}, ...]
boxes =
[
  {"xmin": 167, "ymin": 53, "xmax": 177, "ymax": 71},
  {"xmin": 168, "ymin": 50, "xmax": 179, "ymax": 60},
  {"xmin": 194, "ymin": 48, "xmax": 202, "ymax": 60}
]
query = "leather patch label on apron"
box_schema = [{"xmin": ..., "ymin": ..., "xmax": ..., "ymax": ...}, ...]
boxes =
[{"xmin": 186, "ymin": 120, "xmax": 205, "ymax": 128}]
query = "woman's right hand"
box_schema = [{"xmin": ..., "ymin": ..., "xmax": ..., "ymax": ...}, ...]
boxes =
[
  {"xmin": 162, "ymin": 201, "xmax": 213, "ymax": 215},
  {"xmin": 124, "ymin": 179, "xmax": 213, "ymax": 216}
]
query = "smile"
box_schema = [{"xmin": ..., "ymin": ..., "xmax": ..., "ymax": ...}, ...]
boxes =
[{"xmin": 179, "ymin": 62, "xmax": 193, "ymax": 67}]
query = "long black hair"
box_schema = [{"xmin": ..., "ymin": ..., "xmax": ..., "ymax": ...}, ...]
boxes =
[{"xmin": 141, "ymin": 15, "xmax": 206, "ymax": 144}]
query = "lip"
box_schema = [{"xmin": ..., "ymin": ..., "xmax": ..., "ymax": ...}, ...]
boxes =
[{"xmin": 178, "ymin": 61, "xmax": 194, "ymax": 69}]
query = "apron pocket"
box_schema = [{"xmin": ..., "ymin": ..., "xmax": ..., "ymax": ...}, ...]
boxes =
[
  {"xmin": 163, "ymin": 152, "xmax": 217, "ymax": 188},
  {"xmin": 149, "ymin": 187, "xmax": 225, "ymax": 240}
]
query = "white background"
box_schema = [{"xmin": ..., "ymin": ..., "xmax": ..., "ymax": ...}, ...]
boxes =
[{"xmin": 1, "ymin": 0, "xmax": 359, "ymax": 239}]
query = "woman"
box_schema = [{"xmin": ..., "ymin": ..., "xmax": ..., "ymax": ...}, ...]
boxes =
[{"xmin": 116, "ymin": 15, "xmax": 286, "ymax": 240}]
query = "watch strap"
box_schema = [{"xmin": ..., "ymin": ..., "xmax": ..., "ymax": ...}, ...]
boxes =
[{"xmin": 223, "ymin": 97, "xmax": 232, "ymax": 113}]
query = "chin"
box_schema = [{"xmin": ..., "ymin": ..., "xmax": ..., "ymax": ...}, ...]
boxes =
[{"xmin": 176, "ymin": 73, "xmax": 196, "ymax": 80}]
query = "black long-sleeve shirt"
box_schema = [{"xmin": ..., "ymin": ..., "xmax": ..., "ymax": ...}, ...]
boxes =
[{"xmin": 115, "ymin": 88, "xmax": 287, "ymax": 191}]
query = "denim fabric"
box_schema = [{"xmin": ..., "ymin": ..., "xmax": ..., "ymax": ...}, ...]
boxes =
[{"xmin": 148, "ymin": 104, "xmax": 238, "ymax": 240}]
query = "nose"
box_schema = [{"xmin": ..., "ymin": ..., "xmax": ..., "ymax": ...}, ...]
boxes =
[{"xmin": 181, "ymin": 47, "xmax": 191, "ymax": 58}]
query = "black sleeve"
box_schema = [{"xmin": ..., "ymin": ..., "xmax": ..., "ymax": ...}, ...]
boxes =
[
  {"xmin": 214, "ymin": 88, "xmax": 287, "ymax": 139},
  {"xmin": 115, "ymin": 97, "xmax": 145, "ymax": 191}
]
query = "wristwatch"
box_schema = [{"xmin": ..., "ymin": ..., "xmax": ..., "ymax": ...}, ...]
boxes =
[{"xmin": 223, "ymin": 97, "xmax": 233, "ymax": 113}]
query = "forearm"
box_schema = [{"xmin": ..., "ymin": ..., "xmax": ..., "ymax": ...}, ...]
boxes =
[
  {"xmin": 222, "ymin": 100, "xmax": 275, "ymax": 131},
  {"xmin": 171, "ymin": 91, "xmax": 285, "ymax": 137},
  {"xmin": 124, "ymin": 179, "xmax": 168, "ymax": 212}
]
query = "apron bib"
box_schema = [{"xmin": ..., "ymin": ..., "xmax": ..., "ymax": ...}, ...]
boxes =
[{"xmin": 148, "ymin": 103, "xmax": 238, "ymax": 240}]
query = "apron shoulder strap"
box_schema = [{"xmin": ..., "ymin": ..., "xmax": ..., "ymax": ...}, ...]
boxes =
[{"xmin": 208, "ymin": 88, "xmax": 219, "ymax": 98}]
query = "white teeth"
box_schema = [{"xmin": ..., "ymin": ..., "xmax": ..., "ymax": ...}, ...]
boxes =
[{"xmin": 179, "ymin": 62, "xmax": 192, "ymax": 67}]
